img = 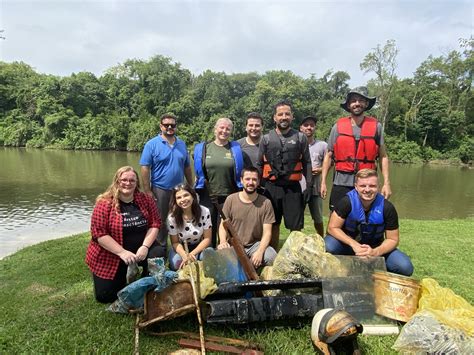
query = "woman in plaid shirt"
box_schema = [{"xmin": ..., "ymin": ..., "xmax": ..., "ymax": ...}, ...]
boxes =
[{"xmin": 86, "ymin": 166, "xmax": 164, "ymax": 303}]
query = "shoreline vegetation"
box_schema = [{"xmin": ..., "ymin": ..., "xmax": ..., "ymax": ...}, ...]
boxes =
[
  {"xmin": 1, "ymin": 38, "xmax": 473, "ymax": 165},
  {"xmin": 4, "ymin": 146, "xmax": 473, "ymax": 168},
  {"xmin": 1, "ymin": 218, "xmax": 472, "ymax": 353}
]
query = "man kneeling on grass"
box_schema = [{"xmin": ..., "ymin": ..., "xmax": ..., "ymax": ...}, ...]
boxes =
[
  {"xmin": 325, "ymin": 168, "xmax": 414, "ymax": 276},
  {"xmin": 218, "ymin": 167, "xmax": 277, "ymax": 268}
]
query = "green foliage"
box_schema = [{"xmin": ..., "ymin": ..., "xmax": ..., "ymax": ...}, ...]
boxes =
[
  {"xmin": 0, "ymin": 39, "xmax": 472, "ymax": 163},
  {"xmin": 384, "ymin": 136, "xmax": 423, "ymax": 163},
  {"xmin": 454, "ymin": 136, "xmax": 474, "ymax": 164},
  {"xmin": 127, "ymin": 114, "xmax": 160, "ymax": 151}
]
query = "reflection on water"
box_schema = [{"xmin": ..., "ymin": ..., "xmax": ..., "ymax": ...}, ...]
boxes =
[
  {"xmin": 0, "ymin": 148, "xmax": 473, "ymax": 259},
  {"xmin": 0, "ymin": 148, "xmax": 142, "ymax": 259}
]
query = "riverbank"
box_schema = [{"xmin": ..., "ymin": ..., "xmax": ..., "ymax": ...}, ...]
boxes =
[{"xmin": 1, "ymin": 218, "xmax": 473, "ymax": 353}]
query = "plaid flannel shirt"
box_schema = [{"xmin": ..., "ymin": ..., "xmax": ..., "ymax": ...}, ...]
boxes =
[{"xmin": 85, "ymin": 192, "xmax": 161, "ymax": 279}]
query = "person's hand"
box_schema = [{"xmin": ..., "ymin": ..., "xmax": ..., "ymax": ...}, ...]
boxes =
[
  {"xmin": 250, "ymin": 250, "xmax": 264, "ymax": 268},
  {"xmin": 135, "ymin": 245, "xmax": 149, "ymax": 261},
  {"xmin": 352, "ymin": 243, "xmax": 369, "ymax": 256},
  {"xmin": 187, "ymin": 253, "xmax": 197, "ymax": 263},
  {"xmin": 303, "ymin": 189, "xmax": 311, "ymax": 204},
  {"xmin": 320, "ymin": 182, "xmax": 327, "ymax": 199},
  {"xmin": 217, "ymin": 242, "xmax": 231, "ymax": 250},
  {"xmin": 178, "ymin": 253, "xmax": 196, "ymax": 269},
  {"xmin": 118, "ymin": 249, "xmax": 138, "ymax": 265},
  {"xmin": 381, "ymin": 183, "xmax": 392, "ymax": 199},
  {"xmin": 312, "ymin": 167, "xmax": 322, "ymax": 176}
]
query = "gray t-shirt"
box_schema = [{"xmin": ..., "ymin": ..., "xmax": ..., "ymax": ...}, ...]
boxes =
[
  {"xmin": 327, "ymin": 120, "xmax": 384, "ymax": 187},
  {"xmin": 237, "ymin": 137, "xmax": 261, "ymax": 168},
  {"xmin": 308, "ymin": 139, "xmax": 328, "ymax": 195}
]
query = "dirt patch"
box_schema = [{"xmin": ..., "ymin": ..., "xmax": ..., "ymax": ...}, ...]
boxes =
[{"xmin": 27, "ymin": 282, "xmax": 54, "ymax": 295}]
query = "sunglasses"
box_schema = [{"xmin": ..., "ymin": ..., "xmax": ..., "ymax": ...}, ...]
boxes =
[
  {"xmin": 162, "ymin": 123, "xmax": 176, "ymax": 128},
  {"xmin": 173, "ymin": 183, "xmax": 188, "ymax": 191}
]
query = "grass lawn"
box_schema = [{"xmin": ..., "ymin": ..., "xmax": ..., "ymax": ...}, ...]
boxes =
[{"xmin": 1, "ymin": 218, "xmax": 473, "ymax": 354}]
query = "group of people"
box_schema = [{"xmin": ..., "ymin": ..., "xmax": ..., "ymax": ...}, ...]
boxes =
[{"xmin": 86, "ymin": 87, "xmax": 414, "ymax": 303}]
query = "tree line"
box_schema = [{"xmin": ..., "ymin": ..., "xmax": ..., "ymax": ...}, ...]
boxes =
[{"xmin": 0, "ymin": 39, "xmax": 472, "ymax": 163}]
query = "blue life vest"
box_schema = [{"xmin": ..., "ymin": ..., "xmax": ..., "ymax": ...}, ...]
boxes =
[
  {"xmin": 193, "ymin": 141, "xmax": 244, "ymax": 190},
  {"xmin": 343, "ymin": 189, "xmax": 385, "ymax": 246}
]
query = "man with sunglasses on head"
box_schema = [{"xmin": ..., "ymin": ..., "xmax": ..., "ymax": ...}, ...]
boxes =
[{"xmin": 140, "ymin": 114, "xmax": 193, "ymax": 254}]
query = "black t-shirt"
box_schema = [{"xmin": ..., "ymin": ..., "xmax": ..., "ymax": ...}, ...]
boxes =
[
  {"xmin": 120, "ymin": 201, "xmax": 148, "ymax": 252},
  {"xmin": 334, "ymin": 195, "xmax": 399, "ymax": 230}
]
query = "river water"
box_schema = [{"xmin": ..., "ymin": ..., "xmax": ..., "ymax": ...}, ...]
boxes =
[{"xmin": 1, "ymin": 147, "xmax": 473, "ymax": 259}]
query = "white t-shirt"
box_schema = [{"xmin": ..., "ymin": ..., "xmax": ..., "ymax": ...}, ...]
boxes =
[{"xmin": 167, "ymin": 205, "xmax": 212, "ymax": 246}]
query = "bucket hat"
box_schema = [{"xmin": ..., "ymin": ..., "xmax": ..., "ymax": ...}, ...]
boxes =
[{"xmin": 340, "ymin": 86, "xmax": 376, "ymax": 112}]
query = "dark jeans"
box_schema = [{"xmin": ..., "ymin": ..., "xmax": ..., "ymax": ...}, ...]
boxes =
[
  {"xmin": 92, "ymin": 242, "xmax": 165, "ymax": 303},
  {"xmin": 324, "ymin": 235, "xmax": 414, "ymax": 276}
]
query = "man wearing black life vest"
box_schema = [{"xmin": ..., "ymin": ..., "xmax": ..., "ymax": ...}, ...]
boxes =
[
  {"xmin": 320, "ymin": 87, "xmax": 391, "ymax": 211},
  {"xmin": 258, "ymin": 100, "xmax": 312, "ymax": 250},
  {"xmin": 325, "ymin": 169, "xmax": 413, "ymax": 276}
]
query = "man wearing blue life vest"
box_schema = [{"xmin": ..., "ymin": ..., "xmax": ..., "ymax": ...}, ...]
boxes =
[
  {"xmin": 325, "ymin": 169, "xmax": 413, "ymax": 276},
  {"xmin": 258, "ymin": 100, "xmax": 312, "ymax": 250},
  {"xmin": 320, "ymin": 87, "xmax": 391, "ymax": 212}
]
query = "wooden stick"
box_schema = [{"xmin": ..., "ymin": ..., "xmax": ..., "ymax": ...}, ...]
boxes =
[
  {"xmin": 184, "ymin": 241, "xmax": 206, "ymax": 355},
  {"xmin": 134, "ymin": 313, "xmax": 140, "ymax": 355},
  {"xmin": 213, "ymin": 202, "xmax": 260, "ymax": 282},
  {"xmin": 178, "ymin": 338, "xmax": 264, "ymax": 355},
  {"xmin": 144, "ymin": 330, "xmax": 262, "ymax": 349}
]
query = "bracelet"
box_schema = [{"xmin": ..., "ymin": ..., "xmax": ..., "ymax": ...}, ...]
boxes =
[{"xmin": 142, "ymin": 245, "xmax": 149, "ymax": 249}]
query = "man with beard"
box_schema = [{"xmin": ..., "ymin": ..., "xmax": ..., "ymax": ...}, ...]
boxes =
[
  {"xmin": 218, "ymin": 167, "xmax": 276, "ymax": 268},
  {"xmin": 258, "ymin": 100, "xmax": 312, "ymax": 250},
  {"xmin": 237, "ymin": 112, "xmax": 264, "ymax": 169},
  {"xmin": 140, "ymin": 114, "xmax": 193, "ymax": 253},
  {"xmin": 320, "ymin": 87, "xmax": 391, "ymax": 211},
  {"xmin": 325, "ymin": 169, "xmax": 413, "ymax": 276}
]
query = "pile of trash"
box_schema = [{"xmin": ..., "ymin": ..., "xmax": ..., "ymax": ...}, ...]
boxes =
[{"xmin": 393, "ymin": 278, "xmax": 474, "ymax": 354}]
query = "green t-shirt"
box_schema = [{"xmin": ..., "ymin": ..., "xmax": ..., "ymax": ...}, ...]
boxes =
[{"xmin": 205, "ymin": 142, "xmax": 237, "ymax": 196}]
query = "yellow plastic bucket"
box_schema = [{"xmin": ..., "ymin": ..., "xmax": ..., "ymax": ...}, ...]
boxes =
[{"xmin": 372, "ymin": 271, "xmax": 420, "ymax": 322}]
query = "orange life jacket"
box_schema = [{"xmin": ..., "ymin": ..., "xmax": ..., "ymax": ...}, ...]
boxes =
[
  {"xmin": 333, "ymin": 116, "xmax": 379, "ymax": 172},
  {"xmin": 262, "ymin": 129, "xmax": 304, "ymax": 182}
]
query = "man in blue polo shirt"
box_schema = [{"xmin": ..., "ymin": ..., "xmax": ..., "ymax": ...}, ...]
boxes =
[{"xmin": 140, "ymin": 114, "xmax": 193, "ymax": 252}]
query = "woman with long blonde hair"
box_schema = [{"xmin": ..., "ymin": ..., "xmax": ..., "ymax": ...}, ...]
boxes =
[
  {"xmin": 86, "ymin": 166, "xmax": 165, "ymax": 303},
  {"xmin": 193, "ymin": 118, "xmax": 244, "ymax": 246}
]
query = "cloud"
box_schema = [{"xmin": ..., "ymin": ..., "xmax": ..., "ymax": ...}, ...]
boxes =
[{"xmin": 1, "ymin": 0, "xmax": 472, "ymax": 85}]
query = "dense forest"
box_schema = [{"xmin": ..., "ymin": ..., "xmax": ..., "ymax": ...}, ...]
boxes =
[{"xmin": 0, "ymin": 39, "xmax": 472, "ymax": 163}]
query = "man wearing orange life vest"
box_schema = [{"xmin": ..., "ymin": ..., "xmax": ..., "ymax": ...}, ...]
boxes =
[
  {"xmin": 258, "ymin": 100, "xmax": 312, "ymax": 250},
  {"xmin": 320, "ymin": 87, "xmax": 391, "ymax": 211}
]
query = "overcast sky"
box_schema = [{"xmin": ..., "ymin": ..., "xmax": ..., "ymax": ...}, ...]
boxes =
[{"xmin": 1, "ymin": 0, "xmax": 472, "ymax": 85}]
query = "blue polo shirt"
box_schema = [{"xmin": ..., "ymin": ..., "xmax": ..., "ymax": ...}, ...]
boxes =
[{"xmin": 140, "ymin": 135, "xmax": 190, "ymax": 190}]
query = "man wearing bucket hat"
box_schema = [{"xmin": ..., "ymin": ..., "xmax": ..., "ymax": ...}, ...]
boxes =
[
  {"xmin": 320, "ymin": 86, "xmax": 391, "ymax": 211},
  {"xmin": 325, "ymin": 168, "xmax": 413, "ymax": 276}
]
